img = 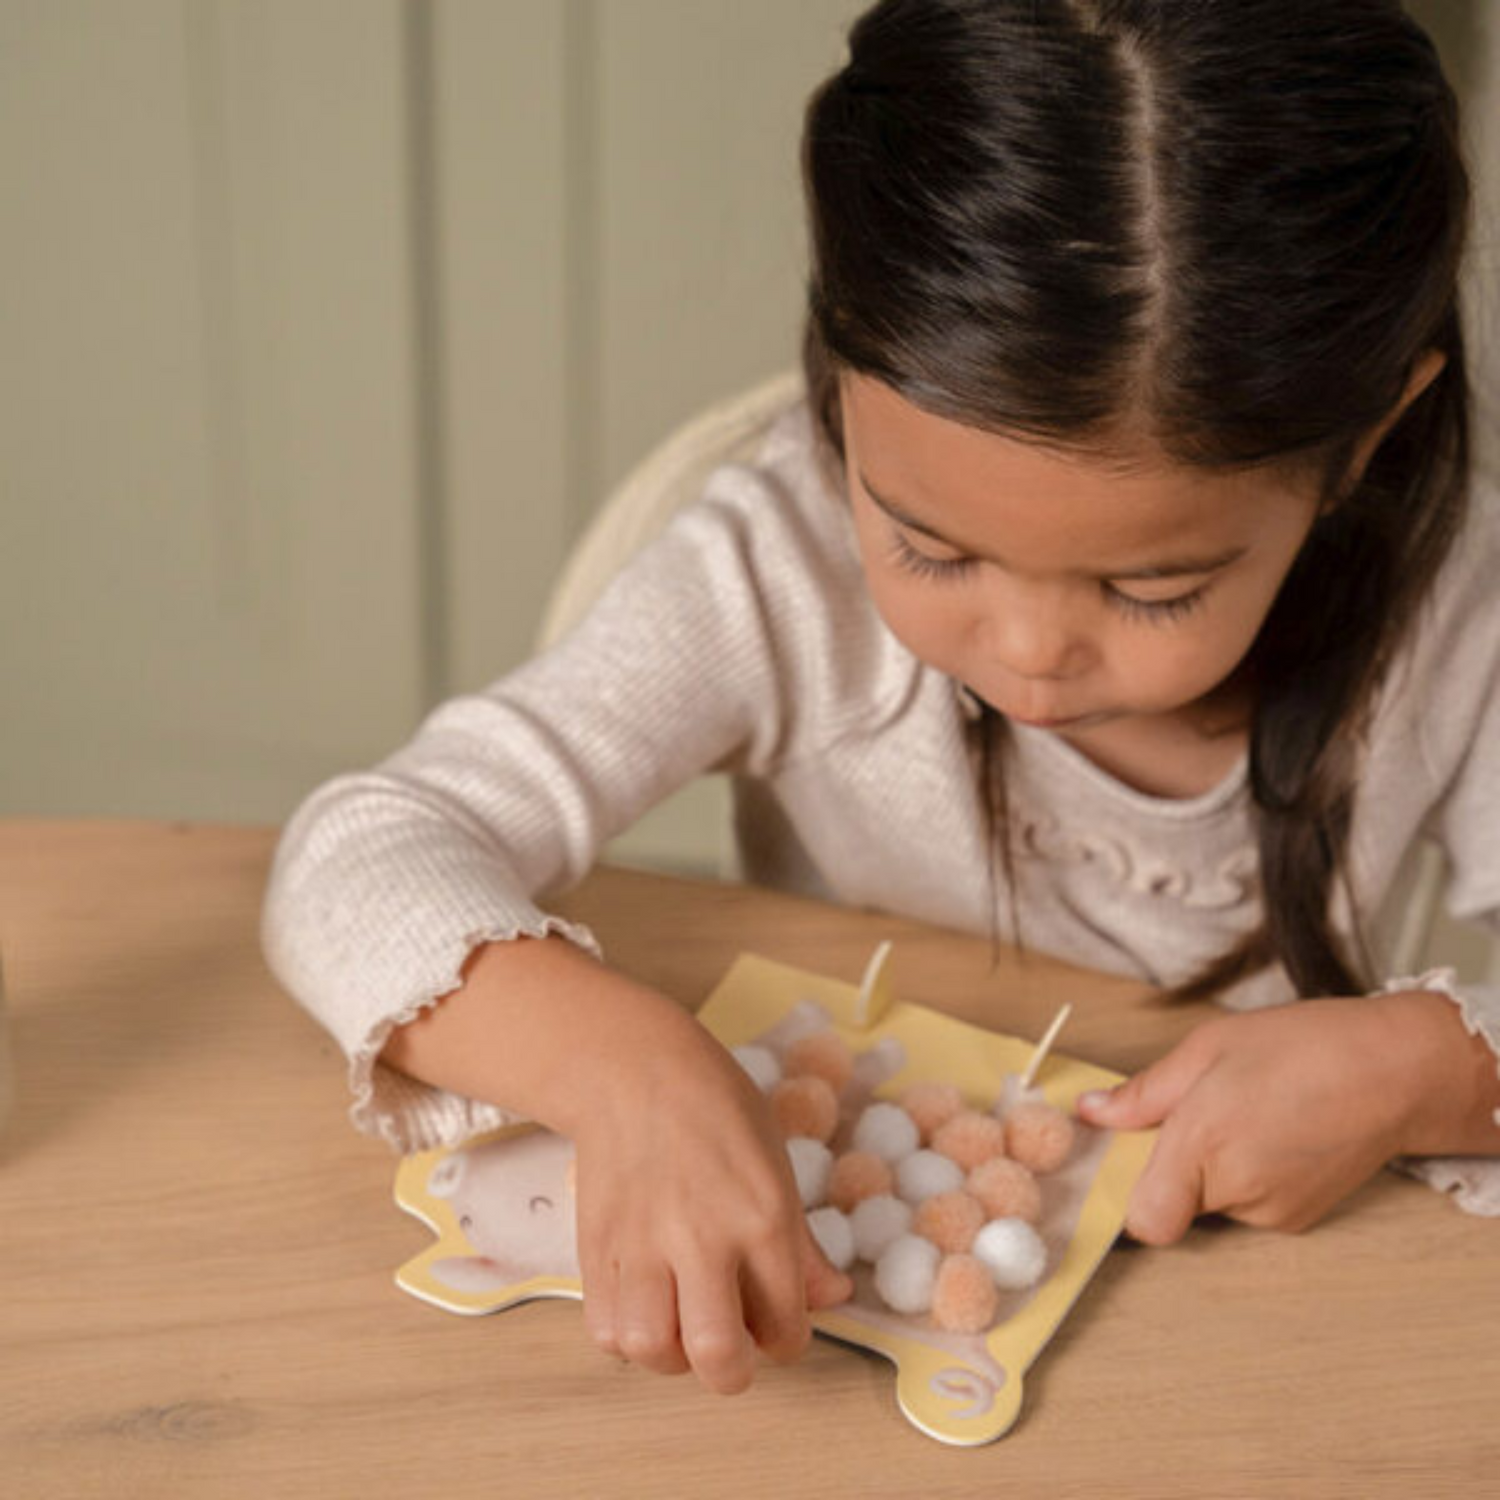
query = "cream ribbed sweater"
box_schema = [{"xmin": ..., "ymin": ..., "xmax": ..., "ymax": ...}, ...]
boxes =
[{"xmin": 261, "ymin": 397, "xmax": 1500, "ymax": 1214}]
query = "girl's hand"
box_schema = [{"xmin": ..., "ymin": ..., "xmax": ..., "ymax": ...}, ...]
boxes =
[
  {"xmin": 572, "ymin": 1017, "xmax": 852, "ymax": 1394},
  {"xmin": 1074, "ymin": 996, "xmax": 1457, "ymax": 1243}
]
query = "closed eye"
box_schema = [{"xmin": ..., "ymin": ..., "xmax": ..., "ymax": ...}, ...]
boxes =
[
  {"xmin": 529, "ymin": 1195, "xmax": 554, "ymax": 1213},
  {"xmin": 1104, "ymin": 582, "xmax": 1210, "ymax": 624},
  {"xmin": 890, "ymin": 521, "xmax": 1214, "ymax": 622},
  {"xmin": 887, "ymin": 528, "xmax": 976, "ymax": 582}
]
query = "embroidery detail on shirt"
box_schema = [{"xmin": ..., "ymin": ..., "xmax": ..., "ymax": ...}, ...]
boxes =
[{"xmin": 1015, "ymin": 813, "xmax": 1257, "ymax": 910}]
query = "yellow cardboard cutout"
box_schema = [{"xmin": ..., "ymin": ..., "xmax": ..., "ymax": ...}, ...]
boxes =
[{"xmin": 394, "ymin": 949, "xmax": 1153, "ymax": 1445}]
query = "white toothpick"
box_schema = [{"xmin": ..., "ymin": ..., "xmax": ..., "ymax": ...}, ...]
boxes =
[
  {"xmin": 855, "ymin": 939, "xmax": 896, "ymax": 1028},
  {"xmin": 1019, "ymin": 1002, "xmax": 1073, "ymax": 1091}
]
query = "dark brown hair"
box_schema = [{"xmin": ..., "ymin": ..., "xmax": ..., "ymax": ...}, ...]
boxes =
[{"xmin": 799, "ymin": 0, "xmax": 1471, "ymax": 997}]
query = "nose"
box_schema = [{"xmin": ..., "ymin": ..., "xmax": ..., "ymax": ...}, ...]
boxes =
[{"xmin": 978, "ymin": 582, "xmax": 1087, "ymax": 681}]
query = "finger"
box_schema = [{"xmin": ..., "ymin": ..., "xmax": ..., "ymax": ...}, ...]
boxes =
[
  {"xmin": 740, "ymin": 1229, "xmax": 812, "ymax": 1365},
  {"xmin": 1125, "ymin": 1117, "xmax": 1207, "ymax": 1246},
  {"xmin": 801, "ymin": 1221, "xmax": 854, "ymax": 1311},
  {"xmin": 578, "ymin": 1232, "xmax": 621, "ymax": 1357},
  {"xmin": 572, "ymin": 1156, "xmax": 618, "ymax": 1355},
  {"xmin": 1076, "ymin": 1029, "xmax": 1218, "ymax": 1132},
  {"xmin": 675, "ymin": 1255, "xmax": 757, "ymax": 1395},
  {"xmin": 614, "ymin": 1260, "xmax": 691, "ymax": 1376}
]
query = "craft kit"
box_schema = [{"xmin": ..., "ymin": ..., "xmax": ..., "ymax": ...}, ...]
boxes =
[{"xmin": 394, "ymin": 945, "xmax": 1153, "ymax": 1445}]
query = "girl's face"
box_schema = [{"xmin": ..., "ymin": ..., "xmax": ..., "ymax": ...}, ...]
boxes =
[{"xmin": 840, "ymin": 373, "xmax": 1323, "ymax": 732}]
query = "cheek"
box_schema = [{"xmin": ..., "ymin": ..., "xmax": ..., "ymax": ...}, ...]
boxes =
[
  {"xmin": 864, "ymin": 569, "xmax": 966, "ymax": 666},
  {"xmin": 1107, "ymin": 593, "xmax": 1270, "ymax": 706},
  {"xmin": 1108, "ymin": 632, "xmax": 1228, "ymax": 704}
]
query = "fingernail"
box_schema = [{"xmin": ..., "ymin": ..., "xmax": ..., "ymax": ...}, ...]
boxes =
[{"xmin": 1076, "ymin": 1089, "xmax": 1114, "ymax": 1117}]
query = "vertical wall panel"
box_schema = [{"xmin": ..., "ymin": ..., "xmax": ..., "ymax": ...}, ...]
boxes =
[
  {"xmin": 591, "ymin": 1, "xmax": 857, "ymax": 501},
  {"xmin": 428, "ymin": 0, "xmax": 574, "ymax": 695},
  {"xmin": 1, "ymin": 1, "xmax": 426, "ymax": 820},
  {"xmin": 1410, "ymin": 0, "xmax": 1500, "ymax": 483},
  {"xmin": 567, "ymin": 2, "xmax": 859, "ymax": 873}
]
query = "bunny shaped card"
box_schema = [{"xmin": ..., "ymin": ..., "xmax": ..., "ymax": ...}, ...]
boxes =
[{"xmin": 393, "ymin": 947, "xmax": 1152, "ymax": 1445}]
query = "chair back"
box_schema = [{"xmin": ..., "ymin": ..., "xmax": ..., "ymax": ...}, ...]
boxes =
[{"xmin": 537, "ymin": 371, "xmax": 805, "ymax": 649}]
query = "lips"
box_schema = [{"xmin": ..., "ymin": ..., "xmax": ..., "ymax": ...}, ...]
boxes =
[
  {"xmin": 962, "ymin": 690, "xmax": 1082, "ymax": 729},
  {"xmin": 962, "ymin": 682, "xmax": 1107, "ymax": 730},
  {"xmin": 1007, "ymin": 713, "xmax": 1081, "ymax": 729}
]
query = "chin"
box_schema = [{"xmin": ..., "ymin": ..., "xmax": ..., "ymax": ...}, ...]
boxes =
[{"xmin": 1011, "ymin": 711, "xmax": 1110, "ymax": 730}]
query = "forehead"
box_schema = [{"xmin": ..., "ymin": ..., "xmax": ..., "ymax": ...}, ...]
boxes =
[{"xmin": 840, "ymin": 373, "xmax": 1302, "ymax": 567}]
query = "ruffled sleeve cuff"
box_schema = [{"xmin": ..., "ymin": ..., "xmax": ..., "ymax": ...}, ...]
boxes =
[
  {"xmin": 346, "ymin": 912, "xmax": 603, "ymax": 1155},
  {"xmin": 1380, "ymin": 967, "xmax": 1500, "ymax": 1218}
]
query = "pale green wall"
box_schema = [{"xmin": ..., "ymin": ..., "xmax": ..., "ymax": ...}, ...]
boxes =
[{"xmin": 3, "ymin": 2, "xmax": 1496, "ymax": 979}]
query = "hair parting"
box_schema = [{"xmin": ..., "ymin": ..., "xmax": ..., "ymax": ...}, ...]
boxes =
[{"xmin": 799, "ymin": 0, "xmax": 1471, "ymax": 999}]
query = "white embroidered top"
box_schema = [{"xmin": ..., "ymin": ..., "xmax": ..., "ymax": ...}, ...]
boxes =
[{"xmin": 261, "ymin": 396, "xmax": 1500, "ymax": 1214}]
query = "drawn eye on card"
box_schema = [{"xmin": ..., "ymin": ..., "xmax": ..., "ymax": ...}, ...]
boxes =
[{"xmin": 393, "ymin": 947, "xmax": 1153, "ymax": 1446}]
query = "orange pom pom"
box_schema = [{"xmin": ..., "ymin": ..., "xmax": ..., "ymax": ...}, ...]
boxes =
[
  {"xmin": 913, "ymin": 1190, "xmax": 986, "ymax": 1254},
  {"xmin": 931, "ymin": 1110, "xmax": 1008, "ymax": 1171},
  {"xmin": 770, "ymin": 1075, "xmax": 839, "ymax": 1143},
  {"xmin": 828, "ymin": 1150, "xmax": 894, "ymax": 1212},
  {"xmin": 1005, "ymin": 1102, "xmax": 1075, "ymax": 1174},
  {"xmin": 783, "ymin": 1031, "xmax": 855, "ymax": 1093},
  {"xmin": 899, "ymin": 1081, "xmax": 965, "ymax": 1144},
  {"xmin": 967, "ymin": 1157, "xmax": 1042, "ymax": 1223},
  {"xmin": 931, "ymin": 1254, "xmax": 999, "ymax": 1334}
]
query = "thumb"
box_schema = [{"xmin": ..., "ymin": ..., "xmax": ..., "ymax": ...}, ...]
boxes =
[
  {"xmin": 1076, "ymin": 1036, "xmax": 1211, "ymax": 1131},
  {"xmin": 800, "ymin": 1222, "xmax": 853, "ymax": 1309}
]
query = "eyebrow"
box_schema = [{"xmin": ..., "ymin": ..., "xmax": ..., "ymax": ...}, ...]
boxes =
[{"xmin": 858, "ymin": 470, "xmax": 1249, "ymax": 580}]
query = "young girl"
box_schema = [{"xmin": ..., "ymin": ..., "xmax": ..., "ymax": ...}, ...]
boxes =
[{"xmin": 263, "ymin": 0, "xmax": 1500, "ymax": 1397}]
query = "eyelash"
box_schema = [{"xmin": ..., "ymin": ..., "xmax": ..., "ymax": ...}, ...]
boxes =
[
  {"xmin": 887, "ymin": 531, "xmax": 977, "ymax": 582},
  {"xmin": 887, "ymin": 530, "xmax": 1210, "ymax": 624},
  {"xmin": 1103, "ymin": 584, "xmax": 1208, "ymax": 625}
]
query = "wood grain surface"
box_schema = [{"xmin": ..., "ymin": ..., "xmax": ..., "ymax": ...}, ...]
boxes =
[{"xmin": 0, "ymin": 820, "xmax": 1494, "ymax": 1498}]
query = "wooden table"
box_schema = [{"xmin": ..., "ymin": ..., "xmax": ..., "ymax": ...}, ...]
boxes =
[{"xmin": 2, "ymin": 821, "xmax": 1495, "ymax": 1497}]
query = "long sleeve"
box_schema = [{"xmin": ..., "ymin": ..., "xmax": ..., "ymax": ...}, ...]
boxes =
[{"xmin": 261, "ymin": 458, "xmax": 807, "ymax": 1152}]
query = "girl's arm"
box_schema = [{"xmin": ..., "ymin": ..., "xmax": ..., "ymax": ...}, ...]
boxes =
[
  {"xmin": 1076, "ymin": 989, "xmax": 1500, "ymax": 1243},
  {"xmin": 262, "ymin": 455, "xmax": 811, "ymax": 1155},
  {"xmin": 379, "ymin": 935, "xmax": 852, "ymax": 1392},
  {"xmin": 1377, "ymin": 985, "xmax": 1500, "ymax": 1155},
  {"xmin": 261, "ymin": 433, "xmax": 857, "ymax": 1388}
]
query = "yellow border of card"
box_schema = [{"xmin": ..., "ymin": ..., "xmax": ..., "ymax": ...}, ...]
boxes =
[{"xmin": 395, "ymin": 948, "xmax": 1153, "ymax": 1445}]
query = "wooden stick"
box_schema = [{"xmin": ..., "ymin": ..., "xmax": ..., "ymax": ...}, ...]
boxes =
[
  {"xmin": 855, "ymin": 939, "xmax": 896, "ymax": 1027},
  {"xmin": 1019, "ymin": 1001, "xmax": 1073, "ymax": 1090}
]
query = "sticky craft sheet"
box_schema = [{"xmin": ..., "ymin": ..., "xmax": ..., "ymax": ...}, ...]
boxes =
[{"xmin": 394, "ymin": 950, "xmax": 1154, "ymax": 1446}]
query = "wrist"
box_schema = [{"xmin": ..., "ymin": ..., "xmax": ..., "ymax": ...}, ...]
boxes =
[
  {"xmin": 562, "ymin": 984, "xmax": 721, "ymax": 1139},
  {"xmin": 1371, "ymin": 989, "xmax": 1500, "ymax": 1158},
  {"xmin": 380, "ymin": 935, "xmax": 710, "ymax": 1140}
]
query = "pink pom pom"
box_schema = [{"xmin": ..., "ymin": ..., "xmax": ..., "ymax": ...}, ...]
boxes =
[
  {"xmin": 931, "ymin": 1254, "xmax": 999, "ymax": 1334},
  {"xmin": 771, "ymin": 1075, "xmax": 839, "ymax": 1143},
  {"xmin": 931, "ymin": 1110, "xmax": 1008, "ymax": 1171},
  {"xmin": 1004, "ymin": 1102, "xmax": 1075, "ymax": 1174},
  {"xmin": 828, "ymin": 1150, "xmax": 895, "ymax": 1212},
  {"xmin": 913, "ymin": 1190, "xmax": 986, "ymax": 1254},
  {"xmin": 783, "ymin": 1031, "xmax": 855, "ymax": 1094},
  {"xmin": 899, "ymin": 1081, "xmax": 965, "ymax": 1144},
  {"xmin": 967, "ymin": 1157, "xmax": 1042, "ymax": 1224}
]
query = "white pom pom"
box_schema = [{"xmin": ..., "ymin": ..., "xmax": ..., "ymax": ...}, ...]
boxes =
[
  {"xmin": 785, "ymin": 1136, "xmax": 833, "ymax": 1208},
  {"xmin": 850, "ymin": 1036, "xmax": 908, "ymax": 1093},
  {"xmin": 731, "ymin": 1044, "xmax": 781, "ymax": 1093},
  {"xmin": 852, "ymin": 1102, "xmax": 920, "ymax": 1163},
  {"xmin": 849, "ymin": 1193, "xmax": 913, "ymax": 1262},
  {"xmin": 873, "ymin": 1233, "xmax": 940, "ymax": 1314},
  {"xmin": 779, "ymin": 1001, "xmax": 834, "ymax": 1047},
  {"xmin": 973, "ymin": 1218, "xmax": 1049, "ymax": 1290},
  {"xmin": 806, "ymin": 1206, "xmax": 855, "ymax": 1271},
  {"xmin": 894, "ymin": 1148, "xmax": 966, "ymax": 1203}
]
